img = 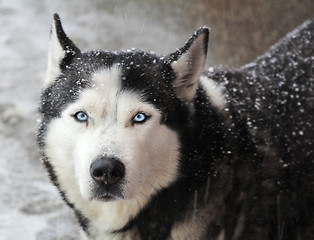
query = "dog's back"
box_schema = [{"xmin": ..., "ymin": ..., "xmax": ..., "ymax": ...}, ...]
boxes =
[{"xmin": 206, "ymin": 18, "xmax": 314, "ymax": 239}]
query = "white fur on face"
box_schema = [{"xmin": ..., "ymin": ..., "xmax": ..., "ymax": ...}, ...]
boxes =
[{"xmin": 44, "ymin": 66, "xmax": 180, "ymax": 233}]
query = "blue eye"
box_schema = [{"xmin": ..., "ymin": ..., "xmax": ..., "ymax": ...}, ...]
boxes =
[
  {"xmin": 74, "ymin": 111, "xmax": 88, "ymax": 122},
  {"xmin": 133, "ymin": 112, "xmax": 149, "ymax": 124}
]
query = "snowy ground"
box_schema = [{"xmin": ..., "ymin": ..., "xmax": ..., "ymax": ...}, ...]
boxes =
[{"xmin": 0, "ymin": 0, "xmax": 313, "ymax": 239}]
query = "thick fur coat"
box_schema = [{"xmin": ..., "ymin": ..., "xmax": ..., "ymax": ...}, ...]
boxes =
[{"xmin": 38, "ymin": 15, "xmax": 314, "ymax": 240}]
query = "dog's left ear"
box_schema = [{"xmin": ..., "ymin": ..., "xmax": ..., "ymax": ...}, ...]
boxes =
[{"xmin": 168, "ymin": 27, "xmax": 209, "ymax": 101}]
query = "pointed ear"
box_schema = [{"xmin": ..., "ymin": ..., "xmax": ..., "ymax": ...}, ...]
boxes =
[
  {"xmin": 169, "ymin": 27, "xmax": 209, "ymax": 101},
  {"xmin": 45, "ymin": 14, "xmax": 80, "ymax": 86}
]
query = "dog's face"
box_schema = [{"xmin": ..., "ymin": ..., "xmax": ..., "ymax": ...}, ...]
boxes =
[
  {"xmin": 39, "ymin": 14, "xmax": 209, "ymax": 205},
  {"xmin": 44, "ymin": 63, "xmax": 182, "ymax": 202}
]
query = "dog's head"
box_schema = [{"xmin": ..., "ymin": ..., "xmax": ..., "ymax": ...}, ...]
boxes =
[{"xmin": 39, "ymin": 14, "xmax": 209, "ymax": 204}]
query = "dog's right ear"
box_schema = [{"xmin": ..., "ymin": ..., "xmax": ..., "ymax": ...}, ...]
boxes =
[
  {"xmin": 168, "ymin": 27, "xmax": 209, "ymax": 101},
  {"xmin": 45, "ymin": 14, "xmax": 80, "ymax": 86}
]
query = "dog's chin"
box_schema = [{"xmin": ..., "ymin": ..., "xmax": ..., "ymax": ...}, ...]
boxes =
[
  {"xmin": 90, "ymin": 193, "xmax": 124, "ymax": 202},
  {"xmin": 86, "ymin": 187, "xmax": 125, "ymax": 202},
  {"xmin": 79, "ymin": 188, "xmax": 124, "ymax": 202}
]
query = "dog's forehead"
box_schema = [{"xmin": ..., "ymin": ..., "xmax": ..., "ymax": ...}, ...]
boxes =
[
  {"xmin": 77, "ymin": 50, "xmax": 175, "ymax": 99},
  {"xmin": 78, "ymin": 50, "xmax": 170, "ymax": 78},
  {"xmin": 40, "ymin": 50, "xmax": 177, "ymax": 122}
]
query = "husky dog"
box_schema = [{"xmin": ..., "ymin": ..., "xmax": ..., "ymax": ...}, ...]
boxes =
[{"xmin": 38, "ymin": 14, "xmax": 314, "ymax": 240}]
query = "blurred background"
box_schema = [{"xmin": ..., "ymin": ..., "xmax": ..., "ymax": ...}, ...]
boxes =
[{"xmin": 0, "ymin": 0, "xmax": 313, "ymax": 239}]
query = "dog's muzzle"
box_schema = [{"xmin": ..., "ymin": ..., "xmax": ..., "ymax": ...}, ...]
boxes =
[{"xmin": 90, "ymin": 156, "xmax": 125, "ymax": 200}]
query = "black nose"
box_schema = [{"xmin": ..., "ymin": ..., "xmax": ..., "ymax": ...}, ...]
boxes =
[{"xmin": 90, "ymin": 157, "xmax": 125, "ymax": 185}]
